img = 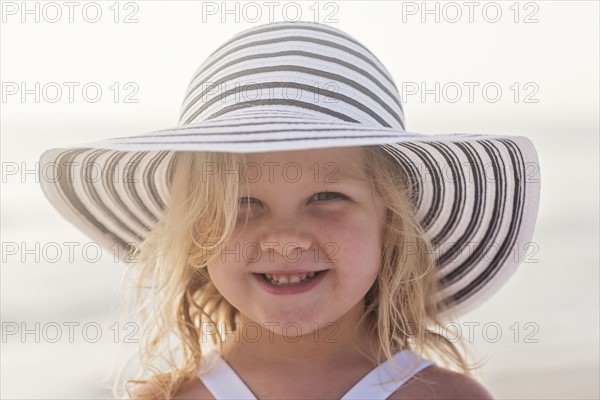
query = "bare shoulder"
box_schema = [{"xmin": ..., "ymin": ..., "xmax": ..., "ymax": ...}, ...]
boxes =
[
  {"xmin": 132, "ymin": 377, "xmax": 214, "ymax": 400},
  {"xmin": 388, "ymin": 365, "xmax": 495, "ymax": 400},
  {"xmin": 172, "ymin": 377, "xmax": 214, "ymax": 400}
]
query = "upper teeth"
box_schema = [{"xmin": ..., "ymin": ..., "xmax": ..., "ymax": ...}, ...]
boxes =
[{"xmin": 266, "ymin": 271, "xmax": 316, "ymax": 284}]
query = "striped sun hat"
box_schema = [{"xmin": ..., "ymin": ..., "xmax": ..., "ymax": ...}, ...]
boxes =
[{"xmin": 39, "ymin": 21, "xmax": 541, "ymax": 319}]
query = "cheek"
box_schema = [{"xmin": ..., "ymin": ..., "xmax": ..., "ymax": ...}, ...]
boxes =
[
  {"xmin": 330, "ymin": 232, "xmax": 380, "ymax": 300},
  {"xmin": 206, "ymin": 259, "xmax": 248, "ymax": 303},
  {"xmin": 316, "ymin": 213, "xmax": 382, "ymax": 273}
]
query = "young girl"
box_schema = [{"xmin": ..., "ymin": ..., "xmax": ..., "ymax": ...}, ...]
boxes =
[{"xmin": 39, "ymin": 21, "xmax": 540, "ymax": 399}]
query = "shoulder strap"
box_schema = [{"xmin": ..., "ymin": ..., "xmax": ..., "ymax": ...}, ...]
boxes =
[
  {"xmin": 198, "ymin": 348, "xmax": 434, "ymax": 400},
  {"xmin": 197, "ymin": 349, "xmax": 258, "ymax": 400},
  {"xmin": 341, "ymin": 349, "xmax": 435, "ymax": 400}
]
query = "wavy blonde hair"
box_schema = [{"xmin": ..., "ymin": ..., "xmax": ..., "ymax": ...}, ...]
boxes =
[{"xmin": 112, "ymin": 146, "xmax": 484, "ymax": 399}]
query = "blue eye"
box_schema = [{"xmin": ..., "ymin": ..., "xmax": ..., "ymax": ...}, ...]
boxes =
[
  {"xmin": 314, "ymin": 191, "xmax": 346, "ymax": 201},
  {"xmin": 238, "ymin": 192, "xmax": 347, "ymax": 207}
]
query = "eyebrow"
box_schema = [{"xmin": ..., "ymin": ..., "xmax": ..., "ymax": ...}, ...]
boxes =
[
  {"xmin": 318, "ymin": 174, "xmax": 368, "ymax": 184},
  {"xmin": 242, "ymin": 176, "xmax": 369, "ymax": 192}
]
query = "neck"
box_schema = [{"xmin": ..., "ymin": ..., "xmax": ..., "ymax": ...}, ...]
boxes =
[{"xmin": 220, "ymin": 303, "xmax": 381, "ymax": 369}]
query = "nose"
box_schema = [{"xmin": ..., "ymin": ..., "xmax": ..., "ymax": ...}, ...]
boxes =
[{"xmin": 258, "ymin": 223, "xmax": 313, "ymax": 260}]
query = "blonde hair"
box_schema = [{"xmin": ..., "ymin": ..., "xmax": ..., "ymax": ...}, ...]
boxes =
[{"xmin": 112, "ymin": 146, "xmax": 484, "ymax": 399}]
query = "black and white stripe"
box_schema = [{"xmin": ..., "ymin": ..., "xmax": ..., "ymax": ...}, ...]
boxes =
[
  {"xmin": 38, "ymin": 21, "xmax": 540, "ymax": 319},
  {"xmin": 179, "ymin": 22, "xmax": 404, "ymax": 129}
]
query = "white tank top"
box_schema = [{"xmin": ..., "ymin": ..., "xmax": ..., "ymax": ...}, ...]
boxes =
[{"xmin": 197, "ymin": 348, "xmax": 435, "ymax": 399}]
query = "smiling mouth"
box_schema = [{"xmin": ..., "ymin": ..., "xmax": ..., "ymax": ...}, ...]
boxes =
[{"xmin": 257, "ymin": 270, "xmax": 326, "ymax": 286}]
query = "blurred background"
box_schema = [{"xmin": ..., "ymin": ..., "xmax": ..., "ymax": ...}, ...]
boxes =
[{"xmin": 1, "ymin": 1, "xmax": 598, "ymax": 398}]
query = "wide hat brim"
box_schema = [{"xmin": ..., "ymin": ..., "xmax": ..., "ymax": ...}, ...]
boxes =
[{"xmin": 39, "ymin": 109, "xmax": 541, "ymax": 320}]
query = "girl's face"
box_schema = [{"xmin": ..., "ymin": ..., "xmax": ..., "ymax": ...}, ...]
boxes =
[{"xmin": 206, "ymin": 147, "xmax": 387, "ymax": 337}]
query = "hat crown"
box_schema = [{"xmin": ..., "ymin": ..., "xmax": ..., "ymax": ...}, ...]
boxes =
[{"xmin": 177, "ymin": 21, "xmax": 405, "ymax": 129}]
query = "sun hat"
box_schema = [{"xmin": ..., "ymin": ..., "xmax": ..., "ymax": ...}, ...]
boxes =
[{"xmin": 38, "ymin": 20, "xmax": 541, "ymax": 319}]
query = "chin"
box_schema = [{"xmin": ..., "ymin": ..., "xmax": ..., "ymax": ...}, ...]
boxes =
[{"xmin": 252, "ymin": 313, "xmax": 334, "ymax": 337}]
